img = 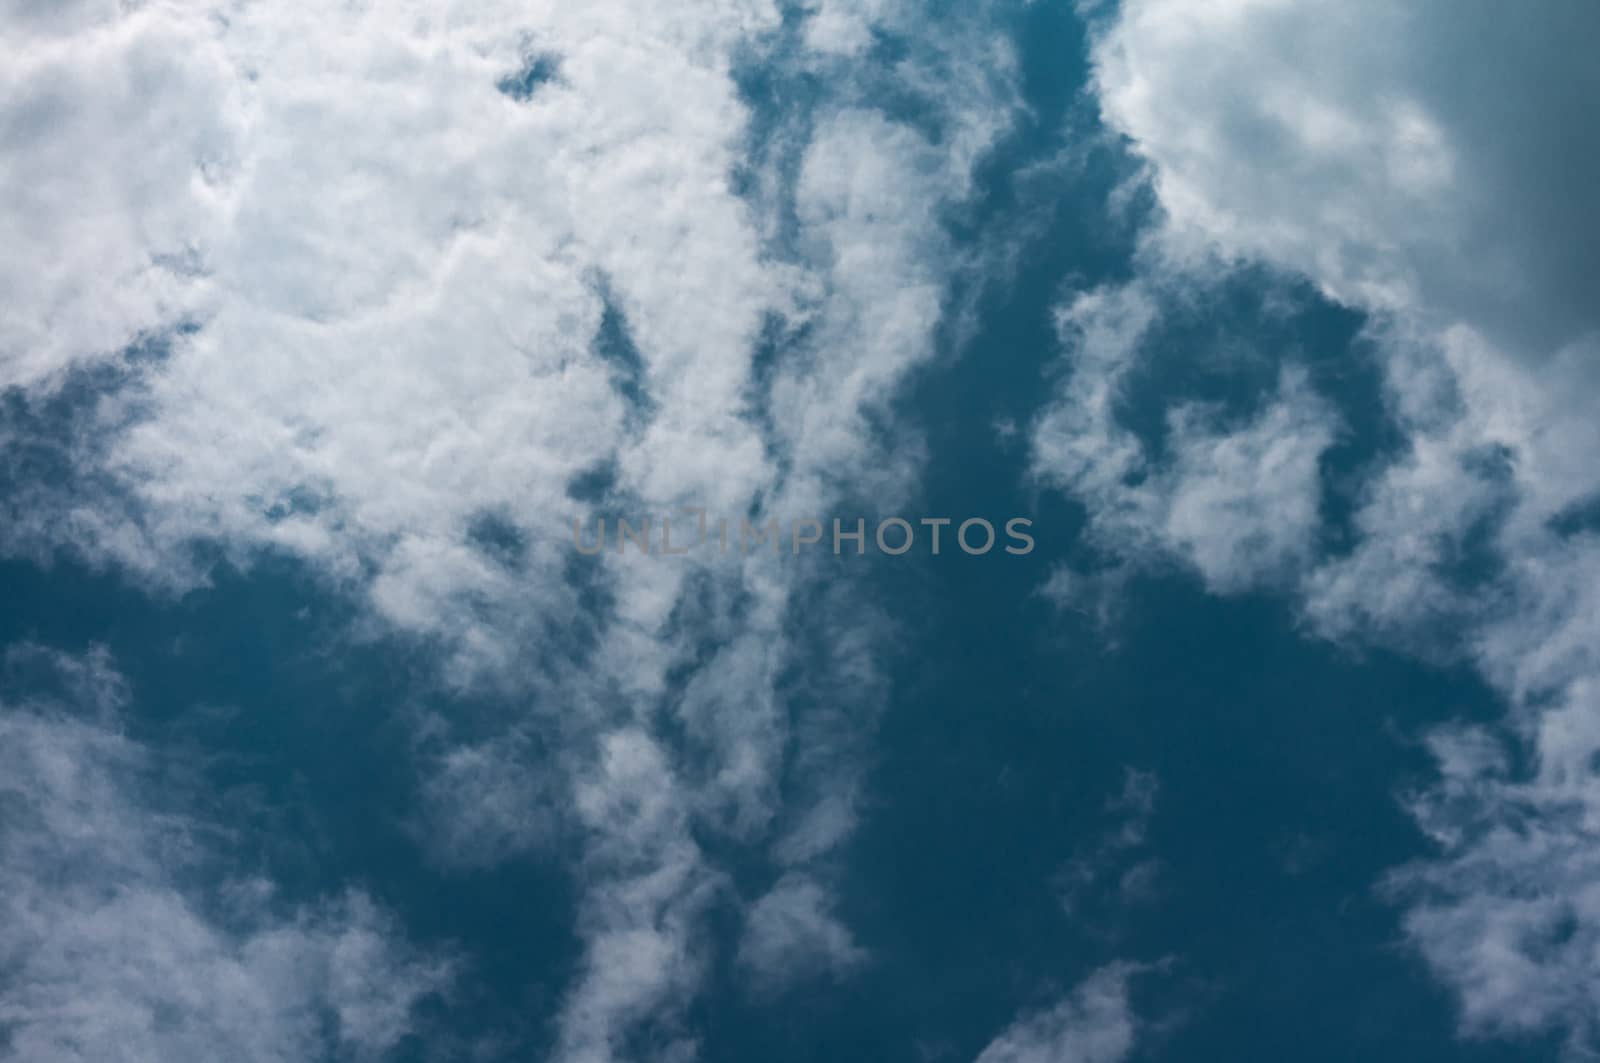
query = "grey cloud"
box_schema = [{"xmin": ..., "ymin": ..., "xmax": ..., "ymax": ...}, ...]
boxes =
[{"xmin": 1091, "ymin": 0, "xmax": 1600, "ymax": 361}]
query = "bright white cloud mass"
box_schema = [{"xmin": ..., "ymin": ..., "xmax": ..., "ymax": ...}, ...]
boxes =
[
  {"xmin": 3, "ymin": 1, "xmax": 1024, "ymax": 1059},
  {"xmin": 2, "ymin": 0, "xmax": 1597, "ymax": 1059}
]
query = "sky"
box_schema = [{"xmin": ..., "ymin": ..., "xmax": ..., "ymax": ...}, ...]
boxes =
[{"xmin": 2, "ymin": 1, "xmax": 1599, "ymax": 1060}]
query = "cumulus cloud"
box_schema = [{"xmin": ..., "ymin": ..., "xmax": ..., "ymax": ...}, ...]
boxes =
[
  {"xmin": 0, "ymin": 0, "xmax": 1013, "ymax": 693},
  {"xmin": 975, "ymin": 963, "xmax": 1144, "ymax": 1063},
  {"xmin": 0, "ymin": 1, "xmax": 240, "ymax": 391},
  {"xmin": 1089, "ymin": 0, "xmax": 1600, "ymax": 360},
  {"xmin": 0, "ymin": 645, "xmax": 452, "ymax": 1063},
  {"xmin": 0, "ymin": 1, "xmax": 1024, "ymax": 1056},
  {"xmin": 1063, "ymin": 0, "xmax": 1600, "ymax": 1049}
]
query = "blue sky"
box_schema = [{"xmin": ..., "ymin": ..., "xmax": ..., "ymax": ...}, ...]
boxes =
[{"xmin": 2, "ymin": 2, "xmax": 1599, "ymax": 1061}]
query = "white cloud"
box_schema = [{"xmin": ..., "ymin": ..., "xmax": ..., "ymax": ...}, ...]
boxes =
[
  {"xmin": 0, "ymin": 645, "xmax": 452, "ymax": 1063},
  {"xmin": 1033, "ymin": 281, "xmax": 1339, "ymax": 595},
  {"xmin": 0, "ymin": 2, "xmax": 1022, "ymax": 1056},
  {"xmin": 737, "ymin": 873, "xmax": 866, "ymax": 988},
  {"xmin": 1386, "ymin": 697, "xmax": 1600, "ymax": 1054},
  {"xmin": 1160, "ymin": 369, "xmax": 1337, "ymax": 593},
  {"xmin": 538, "ymin": 41, "xmax": 1017, "ymax": 1049},
  {"xmin": 1, "ymin": 0, "xmax": 1015, "ymax": 681},
  {"xmin": 801, "ymin": 0, "xmax": 897, "ymax": 57},
  {"xmin": 1071, "ymin": 0, "xmax": 1600, "ymax": 1049},
  {"xmin": 557, "ymin": 728, "xmax": 719, "ymax": 1063},
  {"xmin": 0, "ymin": 2, "xmax": 240, "ymax": 392},
  {"xmin": 975, "ymin": 963, "xmax": 1144, "ymax": 1063}
]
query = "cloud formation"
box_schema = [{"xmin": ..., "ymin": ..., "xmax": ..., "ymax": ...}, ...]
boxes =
[
  {"xmin": 975, "ymin": 963, "xmax": 1144, "ymax": 1063},
  {"xmin": 737, "ymin": 873, "xmax": 866, "ymax": 988},
  {"xmin": 1052, "ymin": 0, "xmax": 1600, "ymax": 1049},
  {"xmin": 2, "ymin": 2, "xmax": 1021, "ymax": 1058},
  {"xmin": 0, "ymin": 645, "xmax": 452, "ymax": 1063},
  {"xmin": 1033, "ymin": 280, "xmax": 1339, "ymax": 595}
]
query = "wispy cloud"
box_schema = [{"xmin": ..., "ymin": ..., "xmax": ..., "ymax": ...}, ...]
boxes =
[
  {"xmin": 975, "ymin": 962, "xmax": 1147, "ymax": 1063},
  {"xmin": 0, "ymin": 645, "xmax": 453, "ymax": 1062}
]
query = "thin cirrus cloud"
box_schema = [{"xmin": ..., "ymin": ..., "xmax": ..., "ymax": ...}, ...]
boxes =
[{"xmin": 1032, "ymin": 0, "xmax": 1600, "ymax": 1051}]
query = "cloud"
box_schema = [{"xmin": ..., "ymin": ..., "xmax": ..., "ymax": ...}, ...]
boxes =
[
  {"xmin": 974, "ymin": 963, "xmax": 1144, "ymax": 1063},
  {"xmin": 0, "ymin": 2, "xmax": 1023, "ymax": 1056},
  {"xmin": 737, "ymin": 874, "xmax": 866, "ymax": 989},
  {"xmin": 0, "ymin": 0, "xmax": 1015, "ymax": 689},
  {"xmin": 534, "ymin": 19, "xmax": 1018, "ymax": 1053},
  {"xmin": 0, "ymin": 645, "xmax": 453, "ymax": 1063},
  {"xmin": 1088, "ymin": 0, "xmax": 1600, "ymax": 360},
  {"xmin": 1066, "ymin": 0, "xmax": 1600, "ymax": 1049},
  {"xmin": 0, "ymin": 1, "xmax": 240, "ymax": 392},
  {"xmin": 799, "ymin": 0, "xmax": 899, "ymax": 57},
  {"xmin": 1033, "ymin": 281, "xmax": 1339, "ymax": 595},
  {"xmin": 411, "ymin": 734, "xmax": 564, "ymax": 870},
  {"xmin": 1056, "ymin": 769, "xmax": 1163, "ymax": 919},
  {"xmin": 556, "ymin": 728, "xmax": 719, "ymax": 1063},
  {"xmin": 1384, "ymin": 710, "xmax": 1600, "ymax": 1055}
]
